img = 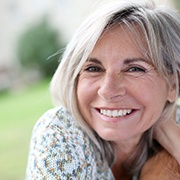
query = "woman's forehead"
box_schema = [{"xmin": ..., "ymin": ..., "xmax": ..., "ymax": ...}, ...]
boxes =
[{"xmin": 94, "ymin": 24, "xmax": 151, "ymax": 60}]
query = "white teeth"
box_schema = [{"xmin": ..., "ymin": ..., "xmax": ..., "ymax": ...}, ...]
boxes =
[
  {"xmin": 107, "ymin": 110, "xmax": 111, "ymax": 117},
  {"xmin": 112, "ymin": 110, "xmax": 118, "ymax": 117},
  {"xmin": 100, "ymin": 109, "xmax": 132, "ymax": 117}
]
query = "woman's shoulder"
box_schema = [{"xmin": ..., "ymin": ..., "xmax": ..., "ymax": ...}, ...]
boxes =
[
  {"xmin": 140, "ymin": 149, "xmax": 180, "ymax": 179},
  {"xmin": 31, "ymin": 106, "xmax": 81, "ymax": 137},
  {"xmin": 33, "ymin": 106, "xmax": 75, "ymax": 129},
  {"xmin": 31, "ymin": 106, "xmax": 88, "ymax": 150},
  {"xmin": 27, "ymin": 106, "xmax": 114, "ymax": 179}
]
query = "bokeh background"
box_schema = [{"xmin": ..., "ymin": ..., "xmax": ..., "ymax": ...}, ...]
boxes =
[{"xmin": 0, "ymin": 0, "xmax": 179, "ymax": 179}]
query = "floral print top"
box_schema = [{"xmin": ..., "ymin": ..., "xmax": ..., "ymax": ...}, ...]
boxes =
[{"xmin": 26, "ymin": 106, "xmax": 115, "ymax": 180}]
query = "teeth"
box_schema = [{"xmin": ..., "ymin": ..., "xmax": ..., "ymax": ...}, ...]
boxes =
[{"xmin": 100, "ymin": 109, "xmax": 132, "ymax": 117}]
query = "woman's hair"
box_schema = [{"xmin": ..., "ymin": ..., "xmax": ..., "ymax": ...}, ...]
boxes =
[{"xmin": 51, "ymin": 0, "xmax": 180, "ymax": 175}]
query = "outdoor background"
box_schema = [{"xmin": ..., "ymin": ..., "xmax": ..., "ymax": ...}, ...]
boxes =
[{"xmin": 0, "ymin": 0, "xmax": 179, "ymax": 179}]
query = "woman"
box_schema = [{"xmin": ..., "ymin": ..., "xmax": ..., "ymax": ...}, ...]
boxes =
[{"xmin": 26, "ymin": 0, "xmax": 180, "ymax": 179}]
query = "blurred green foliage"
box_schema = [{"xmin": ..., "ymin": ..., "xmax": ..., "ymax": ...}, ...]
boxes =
[
  {"xmin": 17, "ymin": 18, "xmax": 64, "ymax": 77},
  {"xmin": 174, "ymin": 0, "xmax": 180, "ymax": 8}
]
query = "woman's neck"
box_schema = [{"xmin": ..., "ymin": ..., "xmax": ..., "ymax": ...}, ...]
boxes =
[
  {"xmin": 111, "ymin": 136, "xmax": 141, "ymax": 179},
  {"xmin": 111, "ymin": 147, "xmax": 132, "ymax": 180}
]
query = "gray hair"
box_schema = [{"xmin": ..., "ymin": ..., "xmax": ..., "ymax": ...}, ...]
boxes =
[{"xmin": 51, "ymin": 0, "xmax": 180, "ymax": 175}]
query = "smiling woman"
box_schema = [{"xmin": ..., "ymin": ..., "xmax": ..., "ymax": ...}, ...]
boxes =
[
  {"xmin": 77, "ymin": 25, "xmax": 174, "ymax": 145},
  {"xmin": 26, "ymin": 0, "xmax": 180, "ymax": 179}
]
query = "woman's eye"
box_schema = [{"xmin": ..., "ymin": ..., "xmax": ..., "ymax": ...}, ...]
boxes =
[
  {"xmin": 85, "ymin": 66, "xmax": 102, "ymax": 72},
  {"xmin": 127, "ymin": 67, "xmax": 146, "ymax": 73}
]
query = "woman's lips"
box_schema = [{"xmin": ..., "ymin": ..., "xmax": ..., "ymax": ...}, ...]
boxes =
[{"xmin": 93, "ymin": 107, "xmax": 136, "ymax": 122}]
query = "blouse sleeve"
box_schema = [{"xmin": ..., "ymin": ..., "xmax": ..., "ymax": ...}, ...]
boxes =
[{"xmin": 26, "ymin": 109, "xmax": 88, "ymax": 180}]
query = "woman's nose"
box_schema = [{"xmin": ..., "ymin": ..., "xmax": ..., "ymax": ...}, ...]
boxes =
[{"xmin": 97, "ymin": 73, "xmax": 126, "ymax": 102}]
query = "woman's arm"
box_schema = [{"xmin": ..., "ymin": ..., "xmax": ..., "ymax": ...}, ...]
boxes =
[
  {"xmin": 140, "ymin": 149, "xmax": 180, "ymax": 179},
  {"xmin": 154, "ymin": 111, "xmax": 180, "ymax": 164}
]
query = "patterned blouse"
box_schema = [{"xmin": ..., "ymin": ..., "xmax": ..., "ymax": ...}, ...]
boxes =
[{"xmin": 26, "ymin": 106, "xmax": 115, "ymax": 180}]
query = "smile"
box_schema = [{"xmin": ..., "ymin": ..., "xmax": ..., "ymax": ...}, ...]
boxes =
[{"xmin": 100, "ymin": 109, "xmax": 132, "ymax": 117}]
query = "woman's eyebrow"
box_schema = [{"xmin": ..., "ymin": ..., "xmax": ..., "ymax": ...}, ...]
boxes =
[
  {"xmin": 86, "ymin": 57, "xmax": 150, "ymax": 65},
  {"xmin": 87, "ymin": 57, "xmax": 102, "ymax": 65},
  {"xmin": 124, "ymin": 58, "xmax": 149, "ymax": 64}
]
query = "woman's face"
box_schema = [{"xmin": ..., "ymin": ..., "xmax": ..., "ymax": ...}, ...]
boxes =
[{"xmin": 77, "ymin": 26, "xmax": 175, "ymax": 143}]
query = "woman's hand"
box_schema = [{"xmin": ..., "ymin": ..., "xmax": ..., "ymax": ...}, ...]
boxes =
[{"xmin": 154, "ymin": 111, "xmax": 180, "ymax": 164}]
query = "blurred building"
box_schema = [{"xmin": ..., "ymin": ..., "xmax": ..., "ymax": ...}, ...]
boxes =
[{"xmin": 0, "ymin": 0, "xmax": 175, "ymax": 90}]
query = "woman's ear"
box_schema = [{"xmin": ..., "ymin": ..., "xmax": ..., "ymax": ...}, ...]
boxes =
[{"xmin": 167, "ymin": 75, "xmax": 177, "ymax": 103}]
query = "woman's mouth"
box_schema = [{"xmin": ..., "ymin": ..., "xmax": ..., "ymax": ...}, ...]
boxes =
[{"xmin": 99, "ymin": 109, "xmax": 133, "ymax": 118}]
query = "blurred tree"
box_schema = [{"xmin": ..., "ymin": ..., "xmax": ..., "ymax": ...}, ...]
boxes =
[
  {"xmin": 174, "ymin": 0, "xmax": 180, "ymax": 9},
  {"xmin": 17, "ymin": 18, "xmax": 64, "ymax": 77}
]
